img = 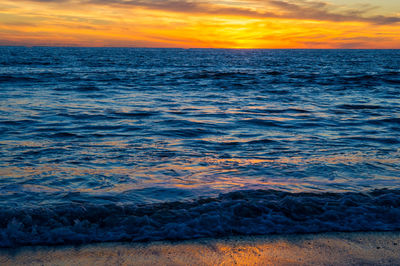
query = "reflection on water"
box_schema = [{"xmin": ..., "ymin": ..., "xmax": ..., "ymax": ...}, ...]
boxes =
[{"xmin": 0, "ymin": 48, "xmax": 400, "ymax": 206}]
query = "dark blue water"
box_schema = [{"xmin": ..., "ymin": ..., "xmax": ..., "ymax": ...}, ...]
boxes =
[{"xmin": 1, "ymin": 47, "xmax": 400, "ymax": 247}]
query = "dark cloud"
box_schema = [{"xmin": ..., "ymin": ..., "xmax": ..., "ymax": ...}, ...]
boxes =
[
  {"xmin": 88, "ymin": 0, "xmax": 400, "ymax": 24},
  {"xmin": 1, "ymin": 21, "xmax": 37, "ymax": 26},
  {"xmin": 24, "ymin": 0, "xmax": 69, "ymax": 2},
  {"xmin": 87, "ymin": 0, "xmax": 273, "ymax": 17},
  {"xmin": 369, "ymin": 15, "xmax": 400, "ymax": 25}
]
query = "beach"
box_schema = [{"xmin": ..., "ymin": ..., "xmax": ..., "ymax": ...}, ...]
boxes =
[
  {"xmin": 2, "ymin": 231, "xmax": 400, "ymax": 265},
  {"xmin": 1, "ymin": 48, "xmax": 400, "ymax": 265}
]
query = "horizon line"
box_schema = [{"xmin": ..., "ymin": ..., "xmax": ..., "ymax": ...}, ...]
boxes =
[{"xmin": 1, "ymin": 45, "xmax": 399, "ymax": 50}]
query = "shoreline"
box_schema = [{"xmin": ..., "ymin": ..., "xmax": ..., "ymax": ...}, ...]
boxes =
[{"xmin": 1, "ymin": 231, "xmax": 400, "ymax": 265}]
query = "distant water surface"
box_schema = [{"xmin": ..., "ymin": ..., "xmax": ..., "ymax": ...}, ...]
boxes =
[{"xmin": 0, "ymin": 48, "xmax": 400, "ymax": 246}]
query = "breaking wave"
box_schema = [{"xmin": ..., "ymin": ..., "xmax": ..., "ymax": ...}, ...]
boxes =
[{"xmin": 2, "ymin": 189, "xmax": 400, "ymax": 247}]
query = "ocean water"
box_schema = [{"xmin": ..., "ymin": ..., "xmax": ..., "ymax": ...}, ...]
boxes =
[{"xmin": 1, "ymin": 47, "xmax": 400, "ymax": 247}]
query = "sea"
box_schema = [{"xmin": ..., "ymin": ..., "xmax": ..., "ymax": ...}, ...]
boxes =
[{"xmin": 0, "ymin": 47, "xmax": 400, "ymax": 247}]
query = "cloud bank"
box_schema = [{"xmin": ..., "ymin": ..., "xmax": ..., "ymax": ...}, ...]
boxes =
[
  {"xmin": 1, "ymin": 0, "xmax": 399, "ymax": 48},
  {"xmin": 22, "ymin": 0, "xmax": 400, "ymax": 24}
]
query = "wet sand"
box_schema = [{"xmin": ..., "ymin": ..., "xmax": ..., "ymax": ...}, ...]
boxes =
[{"xmin": 1, "ymin": 231, "xmax": 400, "ymax": 265}]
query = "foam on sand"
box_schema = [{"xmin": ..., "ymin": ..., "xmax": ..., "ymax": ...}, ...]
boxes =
[{"xmin": 1, "ymin": 231, "xmax": 400, "ymax": 265}]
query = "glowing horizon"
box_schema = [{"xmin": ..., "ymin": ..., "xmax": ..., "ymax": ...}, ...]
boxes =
[{"xmin": 1, "ymin": 0, "xmax": 400, "ymax": 48}]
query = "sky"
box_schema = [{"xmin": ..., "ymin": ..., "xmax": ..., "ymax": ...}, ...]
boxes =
[{"xmin": 0, "ymin": 0, "xmax": 399, "ymax": 48}]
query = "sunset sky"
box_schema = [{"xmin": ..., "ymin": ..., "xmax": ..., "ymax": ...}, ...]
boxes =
[{"xmin": 0, "ymin": 0, "xmax": 399, "ymax": 48}]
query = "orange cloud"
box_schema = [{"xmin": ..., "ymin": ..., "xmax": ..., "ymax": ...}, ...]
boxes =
[
  {"xmin": 0, "ymin": 0, "xmax": 399, "ymax": 48},
  {"xmin": 19, "ymin": 0, "xmax": 400, "ymax": 24}
]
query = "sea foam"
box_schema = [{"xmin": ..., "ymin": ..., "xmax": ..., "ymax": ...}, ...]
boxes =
[{"xmin": 1, "ymin": 189, "xmax": 400, "ymax": 247}]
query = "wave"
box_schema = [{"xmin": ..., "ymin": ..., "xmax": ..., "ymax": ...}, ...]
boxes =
[
  {"xmin": 336, "ymin": 104, "xmax": 382, "ymax": 110},
  {"xmin": 183, "ymin": 70, "xmax": 253, "ymax": 80},
  {"xmin": 0, "ymin": 75, "xmax": 39, "ymax": 83},
  {"xmin": 1, "ymin": 189, "xmax": 400, "ymax": 247}
]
